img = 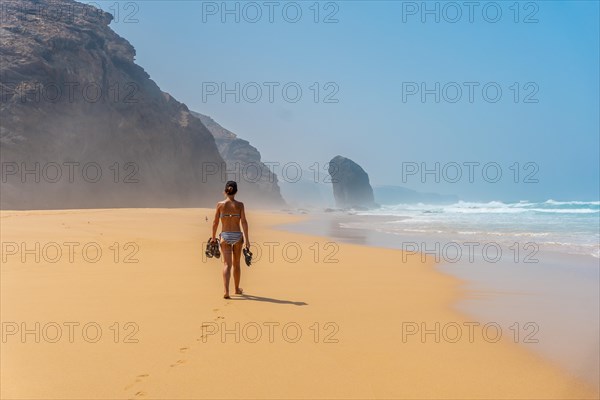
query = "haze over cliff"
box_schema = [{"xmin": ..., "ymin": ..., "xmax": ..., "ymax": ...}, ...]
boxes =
[
  {"xmin": 0, "ymin": 0, "xmax": 281, "ymax": 209},
  {"xmin": 191, "ymin": 112, "xmax": 284, "ymax": 206}
]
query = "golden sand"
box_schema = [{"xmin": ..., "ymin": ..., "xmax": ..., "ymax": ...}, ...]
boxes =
[{"xmin": 1, "ymin": 208, "xmax": 596, "ymax": 399}]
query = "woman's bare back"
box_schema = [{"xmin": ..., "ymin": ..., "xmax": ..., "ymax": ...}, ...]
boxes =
[{"xmin": 219, "ymin": 199, "xmax": 243, "ymax": 232}]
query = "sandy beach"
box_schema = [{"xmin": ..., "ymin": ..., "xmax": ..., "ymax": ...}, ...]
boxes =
[{"xmin": 1, "ymin": 208, "xmax": 597, "ymax": 399}]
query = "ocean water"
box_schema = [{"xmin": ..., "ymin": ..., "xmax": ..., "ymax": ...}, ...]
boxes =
[
  {"xmin": 279, "ymin": 200, "xmax": 599, "ymax": 388},
  {"xmin": 345, "ymin": 200, "xmax": 600, "ymax": 260}
]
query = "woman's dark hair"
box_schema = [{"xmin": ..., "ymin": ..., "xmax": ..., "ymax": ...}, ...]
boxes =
[{"xmin": 224, "ymin": 180, "xmax": 238, "ymax": 195}]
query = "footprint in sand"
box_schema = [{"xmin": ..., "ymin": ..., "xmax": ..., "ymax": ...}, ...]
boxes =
[
  {"xmin": 124, "ymin": 374, "xmax": 150, "ymax": 390},
  {"xmin": 134, "ymin": 391, "xmax": 146, "ymax": 397},
  {"xmin": 170, "ymin": 359, "xmax": 187, "ymax": 367},
  {"xmin": 125, "ymin": 380, "xmax": 141, "ymax": 389},
  {"xmin": 212, "ymin": 308, "xmax": 219, "ymax": 312},
  {"xmin": 179, "ymin": 347, "xmax": 189, "ymax": 353}
]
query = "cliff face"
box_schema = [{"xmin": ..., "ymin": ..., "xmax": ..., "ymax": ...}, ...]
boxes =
[
  {"xmin": 192, "ymin": 112, "xmax": 285, "ymax": 207},
  {"xmin": 0, "ymin": 0, "xmax": 227, "ymax": 209},
  {"xmin": 329, "ymin": 155, "xmax": 376, "ymax": 209}
]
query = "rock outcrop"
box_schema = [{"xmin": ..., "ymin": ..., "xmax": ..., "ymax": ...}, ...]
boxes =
[
  {"xmin": 0, "ymin": 0, "xmax": 229, "ymax": 209},
  {"xmin": 191, "ymin": 112, "xmax": 285, "ymax": 206},
  {"xmin": 328, "ymin": 155, "xmax": 376, "ymax": 208}
]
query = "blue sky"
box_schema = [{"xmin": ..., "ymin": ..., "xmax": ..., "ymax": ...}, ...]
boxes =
[{"xmin": 96, "ymin": 0, "xmax": 599, "ymax": 201}]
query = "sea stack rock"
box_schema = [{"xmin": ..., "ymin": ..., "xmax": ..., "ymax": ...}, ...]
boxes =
[{"xmin": 328, "ymin": 155, "xmax": 376, "ymax": 209}]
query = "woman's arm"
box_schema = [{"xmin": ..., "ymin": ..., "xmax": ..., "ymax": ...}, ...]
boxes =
[
  {"xmin": 211, "ymin": 202, "xmax": 221, "ymax": 242},
  {"xmin": 240, "ymin": 202, "xmax": 250, "ymax": 248}
]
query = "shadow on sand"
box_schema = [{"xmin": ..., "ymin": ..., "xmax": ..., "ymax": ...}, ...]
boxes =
[{"xmin": 231, "ymin": 293, "xmax": 307, "ymax": 306}]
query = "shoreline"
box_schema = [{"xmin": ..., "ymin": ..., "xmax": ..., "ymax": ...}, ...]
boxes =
[
  {"xmin": 1, "ymin": 208, "xmax": 597, "ymax": 399},
  {"xmin": 279, "ymin": 210, "xmax": 600, "ymax": 391}
]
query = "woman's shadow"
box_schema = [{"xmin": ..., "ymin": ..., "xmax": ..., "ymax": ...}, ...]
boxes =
[{"xmin": 232, "ymin": 293, "xmax": 307, "ymax": 306}]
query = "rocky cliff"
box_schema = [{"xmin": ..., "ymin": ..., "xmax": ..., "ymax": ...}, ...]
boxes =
[
  {"xmin": 328, "ymin": 155, "xmax": 376, "ymax": 209},
  {"xmin": 191, "ymin": 112, "xmax": 284, "ymax": 206},
  {"xmin": 0, "ymin": 0, "xmax": 236, "ymax": 209}
]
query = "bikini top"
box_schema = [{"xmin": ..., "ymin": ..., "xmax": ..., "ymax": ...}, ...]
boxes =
[{"xmin": 220, "ymin": 202, "xmax": 241, "ymax": 218}]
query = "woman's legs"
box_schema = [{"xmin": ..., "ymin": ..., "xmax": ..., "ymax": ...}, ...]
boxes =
[
  {"xmin": 221, "ymin": 241, "xmax": 233, "ymax": 298},
  {"xmin": 221, "ymin": 239, "xmax": 243, "ymax": 298},
  {"xmin": 232, "ymin": 241, "xmax": 243, "ymax": 294}
]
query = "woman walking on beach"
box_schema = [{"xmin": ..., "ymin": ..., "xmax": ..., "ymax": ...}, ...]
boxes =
[{"xmin": 211, "ymin": 181, "xmax": 250, "ymax": 299}]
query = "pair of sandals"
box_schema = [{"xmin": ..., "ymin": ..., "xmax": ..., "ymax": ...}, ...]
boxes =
[
  {"xmin": 205, "ymin": 237, "xmax": 221, "ymax": 259},
  {"xmin": 205, "ymin": 237, "xmax": 253, "ymax": 267},
  {"xmin": 243, "ymin": 247, "xmax": 253, "ymax": 267}
]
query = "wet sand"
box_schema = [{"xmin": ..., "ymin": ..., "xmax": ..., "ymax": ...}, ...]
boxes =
[{"xmin": 282, "ymin": 211, "xmax": 600, "ymax": 391}]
